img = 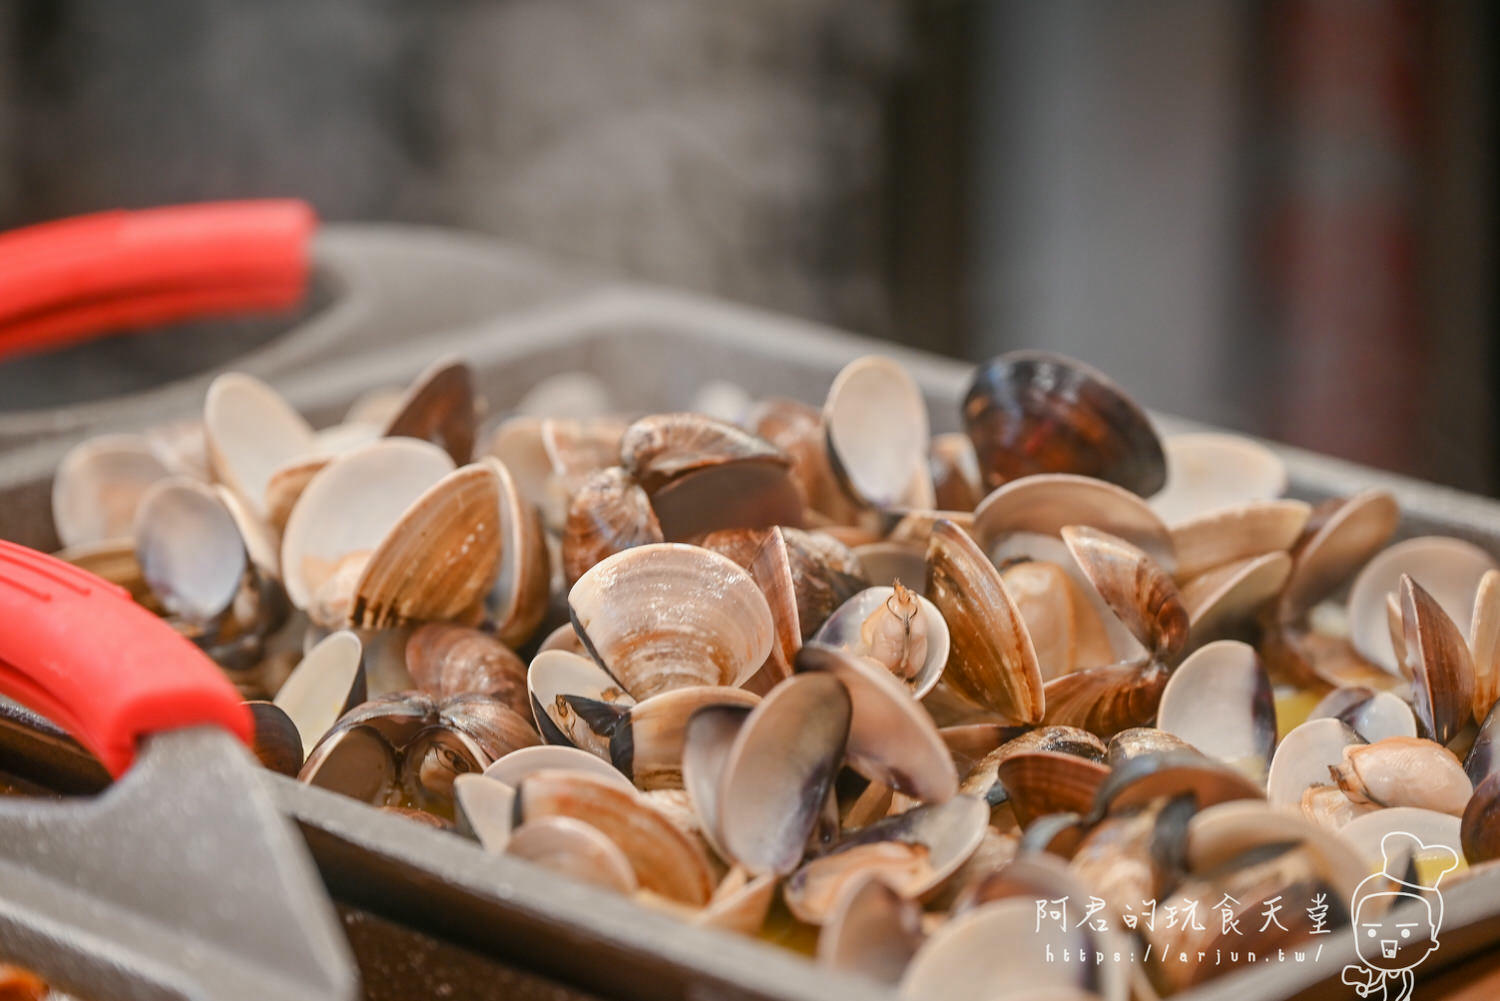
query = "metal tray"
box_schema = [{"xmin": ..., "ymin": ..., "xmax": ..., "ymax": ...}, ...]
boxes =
[{"xmin": 5, "ymin": 241, "xmax": 1500, "ymax": 1001}]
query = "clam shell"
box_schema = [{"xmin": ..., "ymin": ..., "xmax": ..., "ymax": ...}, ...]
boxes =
[
  {"xmin": 381, "ymin": 357, "xmax": 476, "ymax": 464},
  {"xmin": 1156, "ymin": 640, "xmax": 1276, "ymax": 776},
  {"xmin": 812, "ymin": 586, "xmax": 949, "ymax": 698},
  {"xmin": 929, "ymin": 432, "xmax": 983, "ymax": 512},
  {"xmin": 486, "ymin": 417, "xmax": 553, "ymax": 520},
  {"xmin": 134, "ymin": 478, "xmax": 247, "ymax": 627},
  {"xmin": 280, "ymin": 438, "xmax": 455, "ymax": 610},
  {"xmin": 681, "ymin": 703, "xmax": 754, "ymax": 859},
  {"xmin": 1000, "ymin": 560, "xmax": 1115, "ymax": 681},
  {"xmin": 506, "ymin": 816, "xmax": 638, "ymax": 895},
  {"xmin": 264, "ymin": 455, "xmax": 330, "ymax": 536},
  {"xmin": 852, "ymin": 541, "xmax": 927, "ymax": 593},
  {"xmin": 782, "ymin": 528, "xmax": 867, "ymax": 640},
  {"xmin": 1402, "ymin": 575, "xmax": 1475, "ymax": 746},
  {"xmin": 453, "ymin": 772, "xmax": 517, "ymax": 849},
  {"xmin": 1041, "ymin": 659, "xmax": 1169, "ymax": 737},
  {"xmin": 247, "ymin": 700, "xmax": 304, "ymax": 776},
  {"xmin": 620, "ymin": 412, "xmax": 786, "ymax": 492},
  {"xmin": 797, "ymin": 643, "xmax": 957, "ymax": 803},
  {"xmin": 1308, "ymin": 687, "xmax": 1417, "ymax": 744},
  {"xmin": 1340, "ymin": 809, "xmax": 1463, "ymax": 877},
  {"xmin": 1266, "ymin": 717, "xmax": 1366, "ymax": 809},
  {"xmin": 1106, "ymin": 726, "xmax": 1192, "ymax": 766},
  {"xmin": 924, "ymin": 520, "xmax": 1044, "ymax": 723},
  {"xmin": 483, "ymin": 744, "xmax": 634, "ymax": 792},
  {"xmin": 274, "ymin": 630, "xmax": 366, "ymax": 757},
  {"xmin": 349, "ymin": 463, "xmax": 502, "ymax": 630},
  {"xmin": 824, "ymin": 356, "xmax": 934, "ymax": 509},
  {"xmin": 1094, "ymin": 749, "xmax": 1263, "ymax": 818},
  {"xmin": 52, "ymin": 433, "xmax": 172, "ymax": 548},
  {"xmin": 1150, "ymin": 433, "xmax": 1288, "ymax": 525},
  {"xmin": 562, "ymin": 467, "xmax": 662, "ymax": 587},
  {"xmin": 482, "ymin": 457, "xmax": 550, "ymax": 648},
  {"xmin": 1278, "ymin": 489, "xmax": 1399, "ymax": 622},
  {"xmin": 405, "ymin": 624, "xmax": 527, "ymax": 713},
  {"xmin": 526, "ymin": 649, "xmax": 634, "ymax": 754},
  {"xmin": 718, "ymin": 673, "xmax": 852, "ymax": 875},
  {"xmin": 1185, "ymin": 799, "xmax": 1368, "ymax": 902},
  {"xmin": 1179, "ymin": 551, "xmax": 1292, "ymax": 646},
  {"xmin": 568, "ymin": 543, "xmax": 775, "ymax": 699},
  {"xmin": 204, "ymin": 373, "xmax": 315, "ymax": 518},
  {"xmin": 994, "ymin": 750, "xmax": 1110, "ymax": 828},
  {"xmin": 747, "ymin": 397, "xmax": 861, "ymax": 523},
  {"xmin": 517, "ymin": 768, "xmax": 716, "ymax": 906},
  {"xmin": 1061, "ymin": 525, "xmax": 1187, "ymax": 663},
  {"xmin": 1461, "ymin": 772, "xmax": 1500, "ymax": 864},
  {"xmin": 972, "ymin": 473, "xmax": 1174, "ymax": 570},
  {"xmin": 960, "ymin": 726, "xmax": 1106, "ymax": 803},
  {"xmin": 1169, "ymin": 499, "xmax": 1308, "ymax": 581},
  {"xmin": 817, "ymin": 873, "xmax": 925, "ymax": 983},
  {"xmin": 1472, "ymin": 570, "xmax": 1500, "ymax": 723},
  {"xmin": 1348, "ymin": 536, "xmax": 1497, "ymax": 675},
  {"xmin": 611, "ymin": 686, "xmax": 760, "ymax": 790},
  {"xmin": 963, "ymin": 350, "xmax": 1165, "ymax": 499},
  {"xmin": 692, "ymin": 867, "xmax": 780, "ymax": 936}
]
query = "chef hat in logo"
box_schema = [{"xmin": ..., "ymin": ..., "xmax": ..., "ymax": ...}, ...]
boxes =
[{"xmin": 1352, "ymin": 830, "xmax": 1461, "ymax": 927}]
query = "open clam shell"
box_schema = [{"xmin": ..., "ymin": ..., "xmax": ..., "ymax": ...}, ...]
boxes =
[
  {"xmin": 1472, "ymin": 570, "xmax": 1500, "ymax": 724},
  {"xmin": 52, "ymin": 433, "xmax": 173, "ymax": 549},
  {"xmin": 1180, "ymin": 551, "xmax": 1292, "ymax": 647},
  {"xmin": 1185, "ymin": 800, "xmax": 1369, "ymax": 903},
  {"xmin": 1169, "ymin": 499, "xmax": 1308, "ymax": 581},
  {"xmin": 681, "ymin": 703, "xmax": 754, "ymax": 858},
  {"xmin": 972, "ymin": 473, "xmax": 1174, "ymax": 570},
  {"xmin": 516, "ymin": 768, "xmax": 716, "ymax": 906},
  {"xmin": 994, "ymin": 750, "xmax": 1110, "ymax": 829},
  {"xmin": 1308, "ymin": 687, "xmax": 1417, "ymax": 743},
  {"xmin": 406, "ymin": 624, "xmax": 527, "ymax": 714},
  {"xmin": 717, "ymin": 673, "xmax": 852, "ymax": 875},
  {"xmin": 273, "ymin": 629, "xmax": 366, "ymax": 758},
  {"xmin": 609, "ymin": 686, "xmax": 761, "ymax": 790},
  {"xmin": 1402, "ymin": 574, "xmax": 1475, "ymax": 746},
  {"xmin": 134, "ymin": 477, "xmax": 248, "ymax": 629},
  {"xmin": 1149, "ymin": 433, "xmax": 1288, "ymax": 525},
  {"xmin": 998, "ymin": 559, "xmax": 1116, "ymax": 681},
  {"xmin": 506, "ymin": 816, "xmax": 638, "ymax": 895},
  {"xmin": 480, "ymin": 457, "xmax": 550, "ymax": 648},
  {"xmin": 568, "ymin": 543, "xmax": 775, "ymax": 699},
  {"xmin": 797, "ymin": 643, "xmax": 957, "ymax": 803},
  {"xmin": 1277, "ymin": 489, "xmax": 1400, "ymax": 622},
  {"xmin": 963, "ymin": 350, "xmax": 1165, "ymax": 499},
  {"xmin": 280, "ymin": 438, "xmax": 455, "ymax": 610},
  {"xmin": 1041, "ymin": 658, "xmax": 1169, "ymax": 737},
  {"xmin": 1341, "ymin": 809, "xmax": 1463, "ymax": 876},
  {"xmin": 823, "ymin": 356, "xmax": 934, "ymax": 510},
  {"xmin": 1266, "ymin": 717, "xmax": 1366, "ymax": 809},
  {"xmin": 1348, "ymin": 536, "xmax": 1497, "ymax": 675},
  {"xmin": 562, "ymin": 467, "xmax": 662, "ymax": 587},
  {"xmin": 526, "ymin": 649, "xmax": 635, "ymax": 754},
  {"xmin": 1093, "ymin": 749, "xmax": 1263, "ymax": 818},
  {"xmin": 1156, "ymin": 640, "xmax": 1276, "ymax": 777},
  {"xmin": 204, "ymin": 373, "xmax": 317, "ymax": 518},
  {"xmin": 925, "ymin": 519, "xmax": 1045, "ymax": 723},
  {"xmin": 812, "ymin": 585, "xmax": 948, "ymax": 698},
  {"xmin": 482, "ymin": 744, "xmax": 635, "ymax": 793},
  {"xmin": 1462, "ymin": 772, "xmax": 1500, "ymax": 864},
  {"xmin": 816, "ymin": 873, "xmax": 925, "ymax": 984},
  {"xmin": 453, "ymin": 771, "xmax": 518, "ymax": 850},
  {"xmin": 381, "ymin": 357, "xmax": 477, "ymax": 465},
  {"xmin": 1060, "ymin": 525, "xmax": 1187, "ymax": 664}
]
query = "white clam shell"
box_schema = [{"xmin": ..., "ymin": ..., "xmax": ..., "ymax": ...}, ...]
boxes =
[
  {"xmin": 204, "ymin": 373, "xmax": 315, "ymax": 517},
  {"xmin": 1149, "ymin": 432, "xmax": 1287, "ymax": 525},
  {"xmin": 52, "ymin": 433, "xmax": 172, "ymax": 549}
]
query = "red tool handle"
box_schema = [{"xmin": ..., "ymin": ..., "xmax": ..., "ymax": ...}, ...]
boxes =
[
  {"xmin": 0, "ymin": 200, "xmax": 315, "ymax": 361},
  {"xmin": 0, "ymin": 540, "xmax": 253, "ymax": 777}
]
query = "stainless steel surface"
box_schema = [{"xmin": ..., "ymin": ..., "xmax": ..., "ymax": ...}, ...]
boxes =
[
  {"xmin": 0, "ymin": 726, "xmax": 356, "ymax": 1001},
  {"xmin": 3, "ymin": 229, "xmax": 1500, "ymax": 1001}
]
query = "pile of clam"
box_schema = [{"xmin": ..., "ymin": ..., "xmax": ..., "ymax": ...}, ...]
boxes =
[{"xmin": 45, "ymin": 350, "xmax": 1500, "ymax": 999}]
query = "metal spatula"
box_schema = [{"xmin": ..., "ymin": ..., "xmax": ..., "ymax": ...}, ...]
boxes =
[{"xmin": 0, "ymin": 539, "xmax": 356, "ymax": 1001}]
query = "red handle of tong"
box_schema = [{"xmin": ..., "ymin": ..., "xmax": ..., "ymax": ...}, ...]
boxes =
[
  {"xmin": 0, "ymin": 539, "xmax": 252, "ymax": 777},
  {"xmin": 0, "ymin": 199, "xmax": 315, "ymax": 362}
]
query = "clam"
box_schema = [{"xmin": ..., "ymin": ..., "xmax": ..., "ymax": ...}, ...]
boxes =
[
  {"xmin": 1186, "ymin": 799, "xmax": 1369, "ymax": 903},
  {"xmin": 1156, "ymin": 640, "xmax": 1276, "ymax": 777},
  {"xmin": 812, "ymin": 584, "xmax": 948, "ymax": 697},
  {"xmin": 1347, "ymin": 536, "xmax": 1496, "ymax": 674},
  {"xmin": 568, "ymin": 543, "xmax": 775, "ymax": 699},
  {"xmin": 1466, "ymin": 700, "xmax": 1500, "ymax": 786},
  {"xmin": 783, "ymin": 796, "xmax": 989, "ymax": 924},
  {"xmin": 482, "ymin": 743, "xmax": 636, "ymax": 793},
  {"xmin": 1401, "ymin": 574, "xmax": 1475, "ymax": 745},
  {"xmin": 1149, "ymin": 433, "xmax": 1288, "ymax": 525},
  {"xmin": 973, "ymin": 473, "xmax": 1174, "ymax": 570},
  {"xmin": 301, "ymin": 691, "xmax": 538, "ymax": 817},
  {"xmin": 506, "ymin": 816, "xmax": 638, "ymax": 895},
  {"xmin": 1105, "ymin": 726, "xmax": 1192, "ymax": 766},
  {"xmin": 816, "ymin": 873, "xmax": 925, "ymax": 984},
  {"xmin": 999, "ymin": 559, "xmax": 1115, "ymax": 681},
  {"xmin": 746, "ymin": 397, "xmax": 861, "ymax": 523},
  {"xmin": 1179, "ymin": 550, "xmax": 1293, "ymax": 646},
  {"xmin": 273, "ymin": 629, "xmax": 366, "ymax": 758},
  {"xmin": 781, "ymin": 528, "xmax": 868, "ymax": 640},
  {"xmin": 1330, "ymin": 737, "xmax": 1472, "ymax": 815},
  {"xmin": 1472, "ymin": 569, "xmax": 1500, "ymax": 723},
  {"xmin": 1340, "ymin": 808, "xmax": 1463, "ymax": 875},
  {"xmin": 246, "ymin": 700, "xmax": 305, "ymax": 776},
  {"xmin": 263, "ymin": 455, "xmax": 330, "ymax": 536},
  {"xmin": 1266, "ymin": 717, "xmax": 1366, "ymax": 809},
  {"xmin": 452, "ymin": 771, "xmax": 518, "ymax": 850},
  {"xmin": 527, "ymin": 649, "xmax": 634, "ymax": 754},
  {"xmin": 929, "ymin": 432, "xmax": 983, "ymax": 512},
  {"xmin": 604, "ymin": 686, "xmax": 760, "ymax": 790},
  {"xmin": 823, "ymin": 356, "xmax": 934, "ymax": 510},
  {"xmin": 681, "ymin": 703, "xmax": 754, "ymax": 858},
  {"xmin": 692, "ymin": 866, "xmax": 780, "ymax": 936},
  {"xmin": 1168, "ymin": 498, "xmax": 1308, "ymax": 581},
  {"xmin": 280, "ymin": 438, "xmax": 454, "ymax": 612},
  {"xmin": 960, "ymin": 726, "xmax": 1107, "ymax": 806},
  {"xmin": 1093, "ymin": 749, "xmax": 1263, "ymax": 818},
  {"xmin": 1060, "ymin": 525, "xmax": 1187, "ymax": 664},
  {"xmin": 1041, "ymin": 658, "xmax": 1170, "ymax": 738},
  {"xmin": 405, "ymin": 624, "xmax": 527, "ymax": 715},
  {"xmin": 797, "ymin": 643, "xmax": 957, "ymax": 803},
  {"xmin": 993, "ymin": 750, "xmax": 1110, "ymax": 828},
  {"xmin": 619, "ymin": 413, "xmax": 803, "ymax": 539},
  {"xmin": 1277, "ymin": 489, "xmax": 1400, "ymax": 623},
  {"xmin": 717, "ymin": 673, "xmax": 851, "ymax": 875},
  {"xmin": 963, "ymin": 350, "xmax": 1166, "ymax": 498},
  {"xmin": 1308, "ymin": 687, "xmax": 1417, "ymax": 743},
  {"xmin": 204, "ymin": 373, "xmax": 316, "ymax": 519},
  {"xmin": 515, "ymin": 769, "xmax": 716, "ymax": 906},
  {"xmin": 924, "ymin": 519, "xmax": 1044, "ymax": 723},
  {"xmin": 133, "ymin": 477, "xmax": 249, "ymax": 630},
  {"xmin": 482, "ymin": 457, "xmax": 551, "ymax": 648},
  {"xmin": 1461, "ymin": 772, "xmax": 1500, "ymax": 863},
  {"xmin": 562, "ymin": 467, "xmax": 662, "ymax": 586},
  {"xmin": 381, "ymin": 357, "xmax": 477, "ymax": 464},
  {"xmin": 51, "ymin": 433, "xmax": 172, "ymax": 549}
]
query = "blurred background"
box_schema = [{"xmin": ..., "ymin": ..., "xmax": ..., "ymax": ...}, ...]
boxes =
[{"xmin": 0, "ymin": 0, "xmax": 1494, "ymax": 492}]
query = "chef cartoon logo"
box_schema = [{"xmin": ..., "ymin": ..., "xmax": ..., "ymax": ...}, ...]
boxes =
[{"xmin": 1341, "ymin": 831, "xmax": 1460, "ymax": 1001}]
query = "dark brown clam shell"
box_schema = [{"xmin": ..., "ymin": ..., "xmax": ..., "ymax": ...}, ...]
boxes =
[
  {"xmin": 382, "ymin": 358, "xmax": 477, "ymax": 464},
  {"xmin": 1461, "ymin": 771, "xmax": 1500, "ymax": 864},
  {"xmin": 963, "ymin": 351, "xmax": 1166, "ymax": 496},
  {"xmin": 247, "ymin": 700, "xmax": 304, "ymax": 777},
  {"xmin": 620, "ymin": 412, "xmax": 788, "ymax": 492},
  {"xmin": 561, "ymin": 467, "xmax": 663, "ymax": 586},
  {"xmin": 1403, "ymin": 574, "xmax": 1476, "ymax": 746}
]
